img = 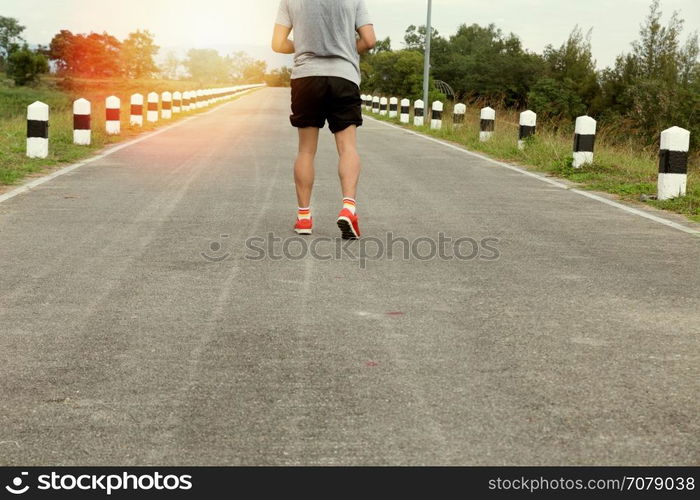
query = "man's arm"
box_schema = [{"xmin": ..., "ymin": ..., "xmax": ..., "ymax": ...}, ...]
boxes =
[
  {"xmin": 272, "ymin": 24, "xmax": 294, "ymax": 54},
  {"xmin": 356, "ymin": 24, "xmax": 376, "ymax": 54}
]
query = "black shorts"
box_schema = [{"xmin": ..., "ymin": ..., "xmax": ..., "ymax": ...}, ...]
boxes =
[{"xmin": 290, "ymin": 76, "xmax": 363, "ymax": 133}]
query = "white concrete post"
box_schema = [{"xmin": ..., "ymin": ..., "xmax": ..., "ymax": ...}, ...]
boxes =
[
  {"xmin": 172, "ymin": 91, "xmax": 182, "ymax": 113},
  {"xmin": 147, "ymin": 92, "xmax": 159, "ymax": 123},
  {"xmin": 130, "ymin": 93, "xmax": 143, "ymax": 126},
  {"xmin": 657, "ymin": 126, "xmax": 690, "ymax": 201},
  {"xmin": 361, "ymin": 94, "xmax": 366, "ymax": 110},
  {"xmin": 73, "ymin": 98, "xmax": 91, "ymax": 145},
  {"xmin": 573, "ymin": 115, "xmax": 596, "ymax": 168},
  {"xmin": 182, "ymin": 91, "xmax": 190, "ymax": 112},
  {"xmin": 430, "ymin": 101, "xmax": 443, "ymax": 130},
  {"xmin": 161, "ymin": 91, "xmax": 172, "ymax": 119},
  {"xmin": 518, "ymin": 110, "xmax": 537, "ymax": 150},
  {"xmin": 196, "ymin": 90, "xmax": 204, "ymax": 109},
  {"xmin": 26, "ymin": 101, "xmax": 49, "ymax": 158},
  {"xmin": 480, "ymin": 107, "xmax": 495, "ymax": 142},
  {"xmin": 379, "ymin": 97, "xmax": 388, "ymax": 116},
  {"xmin": 400, "ymin": 98, "xmax": 410, "ymax": 124},
  {"xmin": 453, "ymin": 103, "xmax": 466, "ymax": 128},
  {"xmin": 413, "ymin": 99, "xmax": 424, "ymax": 126},
  {"xmin": 366, "ymin": 95, "xmax": 373, "ymax": 111},
  {"xmin": 372, "ymin": 96, "xmax": 380, "ymax": 114},
  {"xmin": 389, "ymin": 97, "xmax": 398, "ymax": 118},
  {"xmin": 105, "ymin": 96, "xmax": 120, "ymax": 135}
]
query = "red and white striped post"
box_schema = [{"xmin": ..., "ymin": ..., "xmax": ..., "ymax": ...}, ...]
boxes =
[
  {"xmin": 172, "ymin": 91, "xmax": 182, "ymax": 113},
  {"xmin": 130, "ymin": 93, "xmax": 143, "ymax": 126},
  {"xmin": 161, "ymin": 91, "xmax": 172, "ymax": 119},
  {"xmin": 147, "ymin": 92, "xmax": 159, "ymax": 123},
  {"xmin": 105, "ymin": 96, "xmax": 120, "ymax": 135}
]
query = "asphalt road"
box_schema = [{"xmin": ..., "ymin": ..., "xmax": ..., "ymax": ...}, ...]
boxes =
[{"xmin": 0, "ymin": 88, "xmax": 698, "ymax": 466}]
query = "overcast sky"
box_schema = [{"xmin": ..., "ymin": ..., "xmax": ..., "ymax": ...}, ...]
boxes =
[{"xmin": 2, "ymin": 0, "xmax": 698, "ymax": 69}]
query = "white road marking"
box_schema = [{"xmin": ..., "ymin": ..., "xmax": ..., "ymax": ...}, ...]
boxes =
[{"xmin": 365, "ymin": 116, "xmax": 700, "ymax": 237}]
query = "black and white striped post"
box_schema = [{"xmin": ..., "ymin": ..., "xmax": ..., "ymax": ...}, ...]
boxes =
[
  {"xmin": 518, "ymin": 110, "xmax": 536, "ymax": 150},
  {"xmin": 453, "ymin": 103, "xmax": 466, "ymax": 128},
  {"xmin": 657, "ymin": 126, "xmax": 690, "ymax": 201},
  {"xmin": 172, "ymin": 91, "xmax": 182, "ymax": 114},
  {"xmin": 130, "ymin": 93, "xmax": 143, "ymax": 126},
  {"xmin": 414, "ymin": 99, "xmax": 424, "ymax": 126},
  {"xmin": 371, "ymin": 96, "xmax": 379, "ymax": 113},
  {"xmin": 26, "ymin": 101, "xmax": 49, "ymax": 158},
  {"xmin": 573, "ymin": 115, "xmax": 596, "ymax": 168},
  {"xmin": 389, "ymin": 97, "xmax": 398, "ymax": 118},
  {"xmin": 361, "ymin": 94, "xmax": 367, "ymax": 110},
  {"xmin": 73, "ymin": 98, "xmax": 91, "ymax": 145},
  {"xmin": 147, "ymin": 92, "xmax": 159, "ymax": 123},
  {"xmin": 379, "ymin": 97, "xmax": 388, "ymax": 116},
  {"xmin": 431, "ymin": 101, "xmax": 443, "ymax": 130},
  {"xmin": 105, "ymin": 96, "xmax": 120, "ymax": 135},
  {"xmin": 400, "ymin": 98, "xmax": 410, "ymax": 124},
  {"xmin": 480, "ymin": 107, "xmax": 495, "ymax": 142},
  {"xmin": 161, "ymin": 91, "xmax": 172, "ymax": 119}
]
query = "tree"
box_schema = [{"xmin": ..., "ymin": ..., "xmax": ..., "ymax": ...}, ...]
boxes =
[
  {"xmin": 371, "ymin": 37, "xmax": 391, "ymax": 54},
  {"xmin": 48, "ymin": 30, "xmax": 122, "ymax": 77},
  {"xmin": 361, "ymin": 50, "xmax": 425, "ymax": 98},
  {"xmin": 599, "ymin": 0, "xmax": 700, "ymax": 147},
  {"xmin": 183, "ymin": 48, "xmax": 232, "ymax": 83},
  {"xmin": 122, "ymin": 30, "xmax": 159, "ymax": 79},
  {"xmin": 161, "ymin": 50, "xmax": 180, "ymax": 80},
  {"xmin": 0, "ymin": 16, "xmax": 25, "ymax": 68},
  {"xmin": 6, "ymin": 44, "xmax": 48, "ymax": 85},
  {"xmin": 430, "ymin": 23, "xmax": 543, "ymax": 106},
  {"xmin": 531, "ymin": 26, "xmax": 600, "ymax": 116},
  {"xmin": 265, "ymin": 66, "xmax": 292, "ymax": 87},
  {"xmin": 403, "ymin": 25, "xmax": 439, "ymax": 52},
  {"xmin": 229, "ymin": 51, "xmax": 267, "ymax": 83},
  {"xmin": 527, "ymin": 77, "xmax": 585, "ymax": 117}
]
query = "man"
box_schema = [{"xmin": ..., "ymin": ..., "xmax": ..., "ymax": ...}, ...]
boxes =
[{"xmin": 272, "ymin": 0, "xmax": 376, "ymax": 239}]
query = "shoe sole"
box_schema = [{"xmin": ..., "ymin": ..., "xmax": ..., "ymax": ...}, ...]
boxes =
[
  {"xmin": 337, "ymin": 216, "xmax": 359, "ymax": 239},
  {"xmin": 295, "ymin": 228, "xmax": 312, "ymax": 235}
]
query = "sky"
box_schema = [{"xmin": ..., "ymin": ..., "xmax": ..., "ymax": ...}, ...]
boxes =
[{"xmin": 1, "ymin": 0, "xmax": 699, "ymax": 70}]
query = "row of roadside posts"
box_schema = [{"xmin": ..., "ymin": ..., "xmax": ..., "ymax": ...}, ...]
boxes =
[
  {"xmin": 27, "ymin": 85, "xmax": 263, "ymax": 157},
  {"xmin": 361, "ymin": 94, "xmax": 691, "ymax": 202}
]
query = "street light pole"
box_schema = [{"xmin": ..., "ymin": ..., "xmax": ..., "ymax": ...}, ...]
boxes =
[{"xmin": 422, "ymin": 0, "xmax": 432, "ymax": 110}]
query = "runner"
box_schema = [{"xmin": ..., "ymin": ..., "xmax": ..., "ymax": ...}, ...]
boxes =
[{"xmin": 272, "ymin": 0, "xmax": 376, "ymax": 239}]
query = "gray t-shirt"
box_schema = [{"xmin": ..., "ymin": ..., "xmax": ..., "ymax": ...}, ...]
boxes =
[{"xmin": 275, "ymin": 0, "xmax": 372, "ymax": 87}]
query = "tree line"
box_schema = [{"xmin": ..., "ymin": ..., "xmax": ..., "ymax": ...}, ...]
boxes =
[
  {"xmin": 0, "ymin": 16, "xmax": 291, "ymax": 87},
  {"xmin": 361, "ymin": 0, "xmax": 699, "ymax": 148}
]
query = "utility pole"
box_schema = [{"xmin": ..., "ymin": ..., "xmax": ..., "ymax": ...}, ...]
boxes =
[{"xmin": 422, "ymin": 0, "xmax": 432, "ymax": 109}]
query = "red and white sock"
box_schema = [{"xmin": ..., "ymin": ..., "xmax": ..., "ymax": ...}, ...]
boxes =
[
  {"xmin": 297, "ymin": 207, "xmax": 311, "ymax": 220},
  {"xmin": 342, "ymin": 197, "xmax": 356, "ymax": 215}
]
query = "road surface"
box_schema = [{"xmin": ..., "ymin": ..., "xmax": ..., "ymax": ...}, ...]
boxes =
[{"xmin": 0, "ymin": 88, "xmax": 698, "ymax": 465}]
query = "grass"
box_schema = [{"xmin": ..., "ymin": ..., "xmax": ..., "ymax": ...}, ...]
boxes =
[
  {"xmin": 0, "ymin": 75, "xmax": 259, "ymax": 186},
  {"xmin": 364, "ymin": 104, "xmax": 700, "ymax": 223}
]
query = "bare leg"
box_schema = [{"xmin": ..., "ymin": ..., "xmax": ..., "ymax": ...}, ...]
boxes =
[
  {"xmin": 334, "ymin": 125, "xmax": 361, "ymax": 200},
  {"xmin": 294, "ymin": 127, "xmax": 320, "ymax": 208}
]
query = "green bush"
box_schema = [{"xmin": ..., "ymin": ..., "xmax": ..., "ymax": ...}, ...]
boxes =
[{"xmin": 6, "ymin": 46, "xmax": 48, "ymax": 86}]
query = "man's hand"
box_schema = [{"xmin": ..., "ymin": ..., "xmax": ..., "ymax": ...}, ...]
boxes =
[
  {"xmin": 272, "ymin": 24, "xmax": 295, "ymax": 54},
  {"xmin": 356, "ymin": 24, "xmax": 376, "ymax": 54}
]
